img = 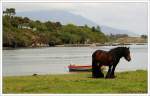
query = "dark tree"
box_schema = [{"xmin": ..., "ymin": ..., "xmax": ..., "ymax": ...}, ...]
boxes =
[
  {"xmin": 141, "ymin": 35, "xmax": 147, "ymax": 39},
  {"xmin": 92, "ymin": 26, "xmax": 96, "ymax": 32},
  {"xmin": 3, "ymin": 8, "xmax": 16, "ymax": 16}
]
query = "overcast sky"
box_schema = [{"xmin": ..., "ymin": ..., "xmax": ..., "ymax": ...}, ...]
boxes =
[{"xmin": 3, "ymin": 2, "xmax": 148, "ymax": 35}]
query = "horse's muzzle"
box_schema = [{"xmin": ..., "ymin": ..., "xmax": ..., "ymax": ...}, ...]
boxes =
[{"xmin": 127, "ymin": 58, "xmax": 131, "ymax": 61}]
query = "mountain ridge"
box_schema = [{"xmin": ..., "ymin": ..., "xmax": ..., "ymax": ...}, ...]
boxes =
[{"xmin": 16, "ymin": 10, "xmax": 138, "ymax": 36}]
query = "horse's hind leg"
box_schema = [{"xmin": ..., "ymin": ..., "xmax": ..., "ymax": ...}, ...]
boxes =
[
  {"xmin": 92, "ymin": 60, "xmax": 99, "ymax": 78},
  {"xmin": 105, "ymin": 65, "xmax": 112, "ymax": 78},
  {"xmin": 98, "ymin": 64, "xmax": 104, "ymax": 78},
  {"xmin": 92, "ymin": 60, "xmax": 104, "ymax": 78}
]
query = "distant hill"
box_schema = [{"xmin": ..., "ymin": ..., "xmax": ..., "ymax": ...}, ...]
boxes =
[
  {"xmin": 16, "ymin": 10, "xmax": 138, "ymax": 36},
  {"xmin": 115, "ymin": 37, "xmax": 147, "ymax": 43},
  {"xmin": 16, "ymin": 10, "xmax": 97, "ymax": 26},
  {"xmin": 101, "ymin": 26, "xmax": 138, "ymax": 36}
]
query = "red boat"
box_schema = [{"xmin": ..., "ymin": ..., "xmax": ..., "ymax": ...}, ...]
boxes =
[{"xmin": 68, "ymin": 64, "xmax": 92, "ymax": 72}]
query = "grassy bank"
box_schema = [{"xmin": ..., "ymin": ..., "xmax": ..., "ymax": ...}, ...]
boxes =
[{"xmin": 3, "ymin": 70, "xmax": 147, "ymax": 93}]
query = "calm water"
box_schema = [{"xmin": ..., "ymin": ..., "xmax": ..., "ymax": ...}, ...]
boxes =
[{"xmin": 3, "ymin": 45, "xmax": 148, "ymax": 76}]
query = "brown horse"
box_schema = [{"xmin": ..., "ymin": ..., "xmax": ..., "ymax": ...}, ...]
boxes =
[{"xmin": 92, "ymin": 47, "xmax": 131, "ymax": 78}]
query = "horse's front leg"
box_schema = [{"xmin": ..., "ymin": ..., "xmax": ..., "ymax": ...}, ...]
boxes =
[
  {"xmin": 110, "ymin": 64, "xmax": 117, "ymax": 78},
  {"xmin": 105, "ymin": 65, "xmax": 112, "ymax": 78}
]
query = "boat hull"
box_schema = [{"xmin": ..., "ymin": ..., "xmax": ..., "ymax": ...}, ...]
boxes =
[{"xmin": 68, "ymin": 65, "xmax": 92, "ymax": 72}]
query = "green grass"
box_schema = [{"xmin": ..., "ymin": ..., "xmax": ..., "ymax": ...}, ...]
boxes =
[{"xmin": 3, "ymin": 70, "xmax": 147, "ymax": 93}]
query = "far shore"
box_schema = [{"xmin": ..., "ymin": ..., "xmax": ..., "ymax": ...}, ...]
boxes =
[{"xmin": 3, "ymin": 43, "xmax": 148, "ymax": 50}]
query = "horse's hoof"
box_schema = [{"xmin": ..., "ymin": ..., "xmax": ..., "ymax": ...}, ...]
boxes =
[
  {"xmin": 105, "ymin": 75, "xmax": 110, "ymax": 78},
  {"xmin": 105, "ymin": 76, "xmax": 110, "ymax": 79},
  {"xmin": 105, "ymin": 77, "xmax": 111, "ymax": 79},
  {"xmin": 105, "ymin": 75, "xmax": 116, "ymax": 79},
  {"xmin": 105, "ymin": 77, "xmax": 115, "ymax": 79},
  {"xmin": 109, "ymin": 75, "xmax": 116, "ymax": 78},
  {"xmin": 93, "ymin": 76, "xmax": 104, "ymax": 78}
]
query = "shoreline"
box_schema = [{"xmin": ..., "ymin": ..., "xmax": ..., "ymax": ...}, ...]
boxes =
[
  {"xmin": 3, "ymin": 69, "xmax": 147, "ymax": 77},
  {"xmin": 2, "ymin": 43, "xmax": 148, "ymax": 50}
]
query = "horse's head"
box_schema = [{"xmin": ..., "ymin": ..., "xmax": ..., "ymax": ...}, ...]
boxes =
[{"xmin": 123, "ymin": 47, "xmax": 131, "ymax": 61}]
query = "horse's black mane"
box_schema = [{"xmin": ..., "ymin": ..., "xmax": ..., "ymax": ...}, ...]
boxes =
[
  {"xmin": 109, "ymin": 47, "xmax": 127, "ymax": 52},
  {"xmin": 109, "ymin": 47, "xmax": 128, "ymax": 58}
]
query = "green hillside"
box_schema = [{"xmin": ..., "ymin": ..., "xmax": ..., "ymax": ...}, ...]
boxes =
[{"xmin": 3, "ymin": 8, "xmax": 108, "ymax": 48}]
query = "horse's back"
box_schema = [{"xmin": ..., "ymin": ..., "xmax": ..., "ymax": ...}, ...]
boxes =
[
  {"xmin": 92, "ymin": 50, "xmax": 107, "ymax": 57},
  {"xmin": 92, "ymin": 50, "xmax": 112, "ymax": 64}
]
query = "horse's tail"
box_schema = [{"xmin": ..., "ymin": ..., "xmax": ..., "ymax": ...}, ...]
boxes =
[
  {"xmin": 92, "ymin": 52, "xmax": 96, "ymax": 68},
  {"xmin": 92, "ymin": 57, "xmax": 96, "ymax": 77},
  {"xmin": 92, "ymin": 52, "xmax": 99, "ymax": 78}
]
